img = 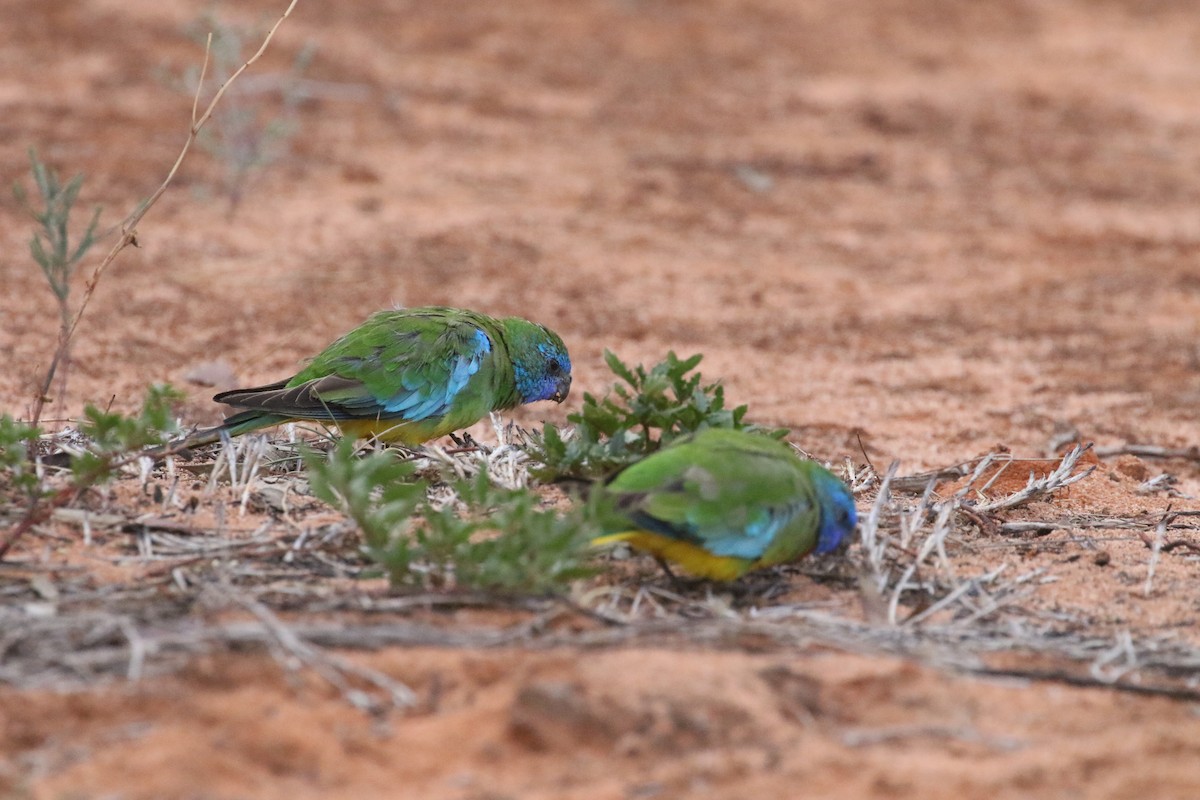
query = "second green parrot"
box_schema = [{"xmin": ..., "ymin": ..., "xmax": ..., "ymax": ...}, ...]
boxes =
[{"xmin": 593, "ymin": 428, "xmax": 858, "ymax": 581}]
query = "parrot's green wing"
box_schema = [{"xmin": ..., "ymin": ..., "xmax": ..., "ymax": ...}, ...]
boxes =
[
  {"xmin": 604, "ymin": 429, "xmax": 820, "ymax": 563},
  {"xmin": 214, "ymin": 308, "xmax": 504, "ymax": 425}
]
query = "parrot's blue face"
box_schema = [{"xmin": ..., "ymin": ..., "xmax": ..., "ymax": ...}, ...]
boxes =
[
  {"xmin": 513, "ymin": 335, "xmax": 572, "ymax": 405},
  {"xmin": 813, "ymin": 473, "xmax": 858, "ymax": 554}
]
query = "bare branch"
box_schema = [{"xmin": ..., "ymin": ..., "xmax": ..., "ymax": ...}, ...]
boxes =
[{"xmin": 30, "ymin": 0, "xmax": 301, "ymax": 428}]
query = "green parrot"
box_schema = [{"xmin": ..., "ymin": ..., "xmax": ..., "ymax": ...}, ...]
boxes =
[
  {"xmin": 593, "ymin": 428, "xmax": 857, "ymax": 581},
  {"xmin": 176, "ymin": 306, "xmax": 571, "ymax": 448}
]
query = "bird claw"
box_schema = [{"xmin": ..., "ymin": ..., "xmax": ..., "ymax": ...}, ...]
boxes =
[{"xmin": 446, "ymin": 431, "xmax": 489, "ymax": 454}]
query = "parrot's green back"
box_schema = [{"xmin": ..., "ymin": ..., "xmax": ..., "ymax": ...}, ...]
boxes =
[
  {"xmin": 280, "ymin": 308, "xmax": 520, "ymax": 442},
  {"xmin": 595, "ymin": 429, "xmax": 857, "ymax": 581},
  {"xmin": 172, "ymin": 307, "xmax": 572, "ymax": 450}
]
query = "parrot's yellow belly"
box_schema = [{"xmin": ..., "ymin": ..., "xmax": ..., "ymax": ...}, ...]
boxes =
[
  {"xmin": 592, "ymin": 531, "xmax": 753, "ymax": 581},
  {"xmin": 323, "ymin": 417, "xmax": 447, "ymax": 445}
]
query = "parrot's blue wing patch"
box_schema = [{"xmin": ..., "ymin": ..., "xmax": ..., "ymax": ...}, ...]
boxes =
[
  {"xmin": 625, "ymin": 501, "xmax": 809, "ymax": 562},
  {"xmin": 374, "ymin": 327, "xmax": 491, "ymax": 421},
  {"xmin": 698, "ymin": 501, "xmax": 811, "ymax": 560}
]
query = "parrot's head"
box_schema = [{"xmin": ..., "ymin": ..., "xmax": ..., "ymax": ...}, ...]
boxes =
[
  {"xmin": 812, "ymin": 470, "xmax": 858, "ymax": 554},
  {"xmin": 505, "ymin": 319, "xmax": 573, "ymax": 405}
]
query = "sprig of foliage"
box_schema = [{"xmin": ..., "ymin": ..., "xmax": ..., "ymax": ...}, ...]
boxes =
[
  {"xmin": 305, "ymin": 440, "xmax": 427, "ymax": 574},
  {"xmin": 13, "ymin": 149, "xmax": 102, "ymax": 418},
  {"xmin": 533, "ymin": 350, "xmax": 785, "ymax": 480},
  {"xmin": 0, "ymin": 385, "xmax": 181, "ymax": 500},
  {"xmin": 0, "ymin": 416, "xmax": 43, "ymax": 497},
  {"xmin": 305, "ymin": 441, "xmax": 599, "ymax": 593},
  {"xmin": 70, "ymin": 384, "xmax": 184, "ymax": 483},
  {"xmin": 419, "ymin": 471, "xmax": 599, "ymax": 592},
  {"xmin": 12, "ymin": 149, "xmax": 101, "ymax": 327},
  {"xmin": 0, "ymin": 385, "xmax": 183, "ymax": 559}
]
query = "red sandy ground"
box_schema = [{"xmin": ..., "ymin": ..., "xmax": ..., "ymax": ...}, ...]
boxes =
[{"xmin": 4, "ymin": 0, "xmax": 1200, "ymax": 797}]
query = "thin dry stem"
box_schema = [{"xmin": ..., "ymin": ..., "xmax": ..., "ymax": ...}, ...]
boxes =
[
  {"xmin": 29, "ymin": 0, "xmax": 300, "ymax": 429},
  {"xmin": 1144, "ymin": 512, "xmax": 1168, "ymax": 597},
  {"xmin": 222, "ymin": 587, "xmax": 417, "ymax": 712}
]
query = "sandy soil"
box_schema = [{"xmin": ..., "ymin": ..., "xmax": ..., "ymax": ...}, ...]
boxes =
[{"xmin": 4, "ymin": 0, "xmax": 1200, "ymax": 797}]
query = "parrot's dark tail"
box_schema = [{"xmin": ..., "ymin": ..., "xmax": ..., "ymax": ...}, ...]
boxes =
[{"xmin": 140, "ymin": 411, "xmax": 288, "ymax": 462}]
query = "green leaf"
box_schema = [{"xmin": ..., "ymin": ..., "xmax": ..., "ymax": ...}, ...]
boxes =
[
  {"xmin": 0, "ymin": 415, "xmax": 43, "ymax": 497},
  {"xmin": 603, "ymin": 349, "xmax": 637, "ymax": 386}
]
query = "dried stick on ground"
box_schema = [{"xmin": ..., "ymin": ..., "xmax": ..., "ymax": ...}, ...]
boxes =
[
  {"xmin": 221, "ymin": 587, "xmax": 418, "ymax": 713},
  {"xmin": 1144, "ymin": 513, "xmax": 1166, "ymax": 596},
  {"xmin": 1096, "ymin": 444, "xmax": 1200, "ymax": 462}
]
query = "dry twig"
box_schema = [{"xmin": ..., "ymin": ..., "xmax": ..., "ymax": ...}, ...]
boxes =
[
  {"xmin": 220, "ymin": 587, "xmax": 417, "ymax": 713},
  {"xmin": 1096, "ymin": 444, "xmax": 1200, "ymax": 462},
  {"xmin": 968, "ymin": 445, "xmax": 1096, "ymax": 514},
  {"xmin": 3, "ymin": 0, "xmax": 301, "ymax": 563},
  {"xmin": 30, "ymin": 0, "xmax": 300, "ymax": 429}
]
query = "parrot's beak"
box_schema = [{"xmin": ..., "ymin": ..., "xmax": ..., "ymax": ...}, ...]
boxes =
[{"xmin": 551, "ymin": 376, "xmax": 571, "ymax": 404}]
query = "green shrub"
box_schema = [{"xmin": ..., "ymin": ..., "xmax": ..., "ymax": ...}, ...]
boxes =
[
  {"xmin": 305, "ymin": 441, "xmax": 599, "ymax": 593},
  {"xmin": 69, "ymin": 384, "xmax": 184, "ymax": 482},
  {"xmin": 533, "ymin": 350, "xmax": 784, "ymax": 480}
]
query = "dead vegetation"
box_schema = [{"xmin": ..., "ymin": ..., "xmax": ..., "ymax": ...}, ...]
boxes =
[{"xmin": 5, "ymin": 432, "xmax": 1199, "ymax": 717}]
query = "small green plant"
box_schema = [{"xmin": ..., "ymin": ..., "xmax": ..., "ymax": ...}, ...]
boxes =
[
  {"xmin": 305, "ymin": 439, "xmax": 427, "ymax": 572},
  {"xmin": 69, "ymin": 384, "xmax": 185, "ymax": 483},
  {"xmin": 178, "ymin": 10, "xmax": 315, "ymax": 212},
  {"xmin": 533, "ymin": 350, "xmax": 784, "ymax": 480},
  {"xmin": 306, "ymin": 441, "xmax": 599, "ymax": 592},
  {"xmin": 13, "ymin": 149, "xmax": 101, "ymax": 412},
  {"xmin": 0, "ymin": 385, "xmax": 183, "ymax": 559},
  {"xmin": 418, "ymin": 471, "xmax": 600, "ymax": 592},
  {"xmin": 0, "ymin": 416, "xmax": 43, "ymax": 497}
]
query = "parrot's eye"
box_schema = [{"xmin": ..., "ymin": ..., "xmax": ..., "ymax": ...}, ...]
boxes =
[{"xmin": 547, "ymin": 361, "xmax": 562, "ymax": 375}]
